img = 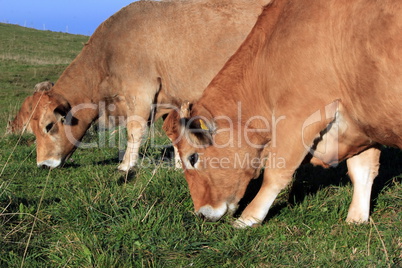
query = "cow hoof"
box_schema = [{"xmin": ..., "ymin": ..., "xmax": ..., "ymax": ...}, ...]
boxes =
[
  {"xmin": 346, "ymin": 211, "xmax": 369, "ymax": 224},
  {"xmin": 233, "ymin": 217, "xmax": 261, "ymax": 228},
  {"xmin": 232, "ymin": 219, "xmax": 251, "ymax": 229},
  {"xmin": 345, "ymin": 217, "xmax": 368, "ymax": 224},
  {"xmin": 118, "ymin": 163, "xmax": 134, "ymax": 172},
  {"xmin": 232, "ymin": 220, "xmax": 249, "ymax": 229}
]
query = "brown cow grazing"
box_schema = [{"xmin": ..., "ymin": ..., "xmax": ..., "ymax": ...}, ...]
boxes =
[
  {"xmin": 28, "ymin": 0, "xmax": 269, "ymax": 170},
  {"xmin": 163, "ymin": 0, "xmax": 402, "ymax": 227},
  {"xmin": 6, "ymin": 81, "xmax": 54, "ymax": 135}
]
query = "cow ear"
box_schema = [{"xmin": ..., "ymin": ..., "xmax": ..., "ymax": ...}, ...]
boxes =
[
  {"xmin": 184, "ymin": 116, "xmax": 215, "ymax": 146},
  {"xmin": 162, "ymin": 108, "xmax": 181, "ymax": 141},
  {"xmin": 181, "ymin": 104, "xmax": 216, "ymax": 146},
  {"xmin": 166, "ymin": 102, "xmax": 216, "ymax": 146},
  {"xmin": 184, "ymin": 104, "xmax": 216, "ymax": 146},
  {"xmin": 189, "ymin": 104, "xmax": 216, "ymax": 134},
  {"xmin": 53, "ymin": 102, "xmax": 71, "ymax": 124},
  {"xmin": 189, "ymin": 117, "xmax": 216, "ymax": 133}
]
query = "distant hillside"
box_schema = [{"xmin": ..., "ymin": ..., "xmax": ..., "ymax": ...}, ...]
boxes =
[
  {"xmin": 0, "ymin": 23, "xmax": 89, "ymax": 128},
  {"xmin": 0, "ymin": 23, "xmax": 89, "ymax": 66}
]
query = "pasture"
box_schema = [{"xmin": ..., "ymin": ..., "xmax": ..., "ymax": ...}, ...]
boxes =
[{"xmin": 0, "ymin": 23, "xmax": 401, "ymax": 267}]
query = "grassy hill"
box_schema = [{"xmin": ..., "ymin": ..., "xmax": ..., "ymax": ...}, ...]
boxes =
[
  {"xmin": 0, "ymin": 23, "xmax": 401, "ymax": 267},
  {"xmin": 0, "ymin": 23, "xmax": 89, "ymax": 129}
]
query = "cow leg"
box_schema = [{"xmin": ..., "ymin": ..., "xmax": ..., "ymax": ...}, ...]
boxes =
[
  {"xmin": 118, "ymin": 115, "xmax": 148, "ymax": 172},
  {"xmin": 233, "ymin": 167, "xmax": 295, "ymax": 228},
  {"xmin": 234, "ymin": 106, "xmax": 337, "ymax": 228},
  {"xmin": 117, "ymin": 85, "xmax": 156, "ymax": 172},
  {"xmin": 346, "ymin": 146, "xmax": 380, "ymax": 223}
]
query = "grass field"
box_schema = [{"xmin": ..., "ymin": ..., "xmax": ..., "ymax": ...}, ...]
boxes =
[{"xmin": 0, "ymin": 23, "xmax": 401, "ymax": 267}]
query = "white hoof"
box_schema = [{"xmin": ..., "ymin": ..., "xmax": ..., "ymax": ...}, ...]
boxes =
[
  {"xmin": 346, "ymin": 209, "xmax": 369, "ymax": 224},
  {"xmin": 345, "ymin": 216, "xmax": 368, "ymax": 224},
  {"xmin": 118, "ymin": 162, "xmax": 134, "ymax": 172},
  {"xmin": 233, "ymin": 217, "xmax": 261, "ymax": 228}
]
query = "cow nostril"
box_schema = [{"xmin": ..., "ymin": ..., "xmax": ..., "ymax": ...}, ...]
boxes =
[
  {"xmin": 37, "ymin": 159, "xmax": 62, "ymax": 169},
  {"xmin": 38, "ymin": 163, "xmax": 50, "ymax": 169},
  {"xmin": 197, "ymin": 212, "xmax": 206, "ymax": 220}
]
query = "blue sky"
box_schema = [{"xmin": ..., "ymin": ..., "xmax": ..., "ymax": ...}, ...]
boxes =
[{"xmin": 0, "ymin": 0, "xmax": 136, "ymax": 36}]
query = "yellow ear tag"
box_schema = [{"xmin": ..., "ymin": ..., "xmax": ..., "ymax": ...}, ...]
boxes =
[{"xmin": 199, "ymin": 119, "xmax": 209, "ymax": 130}]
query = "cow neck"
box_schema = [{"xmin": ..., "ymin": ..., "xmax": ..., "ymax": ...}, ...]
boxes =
[
  {"xmin": 197, "ymin": 0, "xmax": 287, "ymax": 121},
  {"xmin": 52, "ymin": 43, "xmax": 106, "ymax": 123}
]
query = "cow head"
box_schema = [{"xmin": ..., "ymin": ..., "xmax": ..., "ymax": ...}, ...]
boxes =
[
  {"xmin": 163, "ymin": 103, "xmax": 264, "ymax": 222},
  {"xmin": 6, "ymin": 81, "xmax": 54, "ymax": 135},
  {"xmin": 30, "ymin": 91, "xmax": 90, "ymax": 168}
]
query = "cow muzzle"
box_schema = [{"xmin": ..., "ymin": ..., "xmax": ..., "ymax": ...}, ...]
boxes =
[
  {"xmin": 37, "ymin": 159, "xmax": 62, "ymax": 169},
  {"xmin": 196, "ymin": 202, "xmax": 238, "ymax": 222}
]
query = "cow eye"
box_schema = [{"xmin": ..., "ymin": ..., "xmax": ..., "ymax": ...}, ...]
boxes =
[
  {"xmin": 45, "ymin": 122, "xmax": 54, "ymax": 133},
  {"xmin": 188, "ymin": 153, "xmax": 199, "ymax": 167}
]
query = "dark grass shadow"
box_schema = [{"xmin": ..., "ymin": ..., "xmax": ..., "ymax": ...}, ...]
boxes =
[
  {"xmin": 288, "ymin": 162, "xmax": 349, "ymax": 206},
  {"xmin": 290, "ymin": 147, "xmax": 402, "ymax": 207},
  {"xmin": 94, "ymin": 150, "xmax": 125, "ymax": 166},
  {"xmin": 234, "ymin": 173, "xmax": 290, "ymax": 221},
  {"xmin": 234, "ymin": 174, "xmax": 263, "ymax": 218},
  {"xmin": 0, "ymin": 196, "xmax": 61, "ymax": 220},
  {"xmin": 154, "ymin": 145, "xmax": 177, "ymax": 167},
  {"xmin": 117, "ymin": 170, "xmax": 137, "ymax": 185},
  {"xmin": 235, "ymin": 146, "xmax": 402, "ymax": 220},
  {"xmin": 95, "ymin": 157, "xmax": 120, "ymax": 166},
  {"xmin": 115, "ymin": 146, "xmax": 177, "ymax": 185},
  {"xmin": 94, "ymin": 146, "xmax": 176, "ymax": 167},
  {"xmin": 371, "ymin": 147, "xmax": 402, "ymax": 202},
  {"xmin": 59, "ymin": 162, "xmax": 81, "ymax": 169}
]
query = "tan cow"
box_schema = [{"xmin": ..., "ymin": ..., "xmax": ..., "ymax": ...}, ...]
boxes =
[
  {"xmin": 28, "ymin": 0, "xmax": 269, "ymax": 170},
  {"xmin": 6, "ymin": 81, "xmax": 54, "ymax": 135},
  {"xmin": 163, "ymin": 0, "xmax": 402, "ymax": 227}
]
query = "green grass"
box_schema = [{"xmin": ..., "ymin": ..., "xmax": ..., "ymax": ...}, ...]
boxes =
[{"xmin": 0, "ymin": 23, "xmax": 401, "ymax": 267}]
